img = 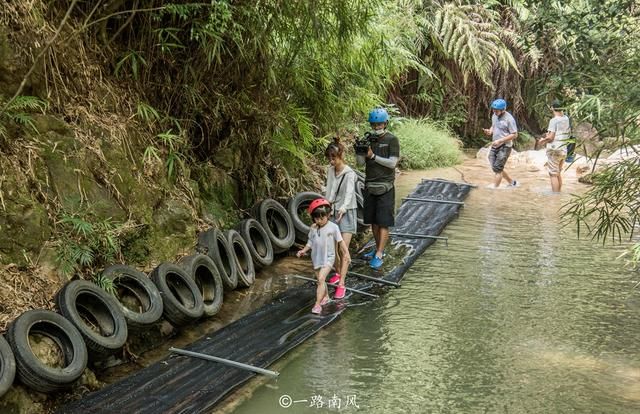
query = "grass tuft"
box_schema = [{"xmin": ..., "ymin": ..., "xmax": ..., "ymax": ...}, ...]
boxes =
[{"xmin": 391, "ymin": 118, "xmax": 462, "ymax": 170}]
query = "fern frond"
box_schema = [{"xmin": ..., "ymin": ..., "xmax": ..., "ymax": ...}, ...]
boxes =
[
  {"xmin": 432, "ymin": 3, "xmax": 519, "ymax": 86},
  {"xmin": 61, "ymin": 215, "xmax": 94, "ymax": 237},
  {"xmin": 7, "ymin": 96, "xmax": 47, "ymax": 112},
  {"xmin": 10, "ymin": 113, "xmax": 38, "ymax": 133},
  {"xmin": 95, "ymin": 274, "xmax": 116, "ymax": 295},
  {"xmin": 72, "ymin": 244, "xmax": 94, "ymax": 267}
]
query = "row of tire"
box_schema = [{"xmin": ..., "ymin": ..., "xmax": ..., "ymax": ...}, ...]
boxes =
[{"xmin": 0, "ymin": 191, "xmax": 365, "ymax": 397}]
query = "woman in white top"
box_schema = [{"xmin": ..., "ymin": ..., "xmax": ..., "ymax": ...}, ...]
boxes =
[
  {"xmin": 324, "ymin": 138, "xmax": 357, "ymax": 294},
  {"xmin": 539, "ymin": 100, "xmax": 571, "ymax": 192}
]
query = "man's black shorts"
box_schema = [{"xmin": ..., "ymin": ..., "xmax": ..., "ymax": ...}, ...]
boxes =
[
  {"xmin": 363, "ymin": 186, "xmax": 395, "ymax": 227},
  {"xmin": 488, "ymin": 145, "xmax": 512, "ymax": 173}
]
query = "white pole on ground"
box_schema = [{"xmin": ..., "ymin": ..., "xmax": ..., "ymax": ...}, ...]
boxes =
[
  {"xmin": 347, "ymin": 271, "xmax": 401, "ymax": 287},
  {"xmin": 169, "ymin": 347, "xmax": 280, "ymax": 378},
  {"xmin": 291, "ymin": 275, "xmax": 379, "ymax": 298},
  {"xmin": 402, "ymin": 197, "xmax": 465, "ymax": 206}
]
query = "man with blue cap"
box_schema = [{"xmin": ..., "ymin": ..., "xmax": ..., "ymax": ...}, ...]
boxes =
[
  {"xmin": 482, "ymin": 98, "xmax": 518, "ymax": 188},
  {"xmin": 358, "ymin": 107, "xmax": 400, "ymax": 270}
]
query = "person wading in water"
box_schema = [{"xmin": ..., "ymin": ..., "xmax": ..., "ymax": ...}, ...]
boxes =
[
  {"xmin": 537, "ymin": 100, "xmax": 571, "ymax": 192},
  {"xmin": 482, "ymin": 99, "xmax": 518, "ymax": 188}
]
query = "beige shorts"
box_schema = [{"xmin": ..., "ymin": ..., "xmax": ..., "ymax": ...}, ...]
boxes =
[{"xmin": 545, "ymin": 148, "xmax": 566, "ymax": 175}]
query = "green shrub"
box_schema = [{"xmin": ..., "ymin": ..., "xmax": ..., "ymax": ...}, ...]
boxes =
[
  {"xmin": 515, "ymin": 130, "xmax": 536, "ymax": 150},
  {"xmin": 390, "ymin": 118, "xmax": 462, "ymax": 170},
  {"xmin": 55, "ymin": 212, "xmax": 124, "ymax": 279}
]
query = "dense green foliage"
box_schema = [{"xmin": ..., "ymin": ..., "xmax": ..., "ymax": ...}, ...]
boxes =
[
  {"xmin": 2, "ymin": 0, "xmax": 640, "ymax": 269},
  {"xmin": 38, "ymin": 0, "xmax": 427, "ymax": 201}
]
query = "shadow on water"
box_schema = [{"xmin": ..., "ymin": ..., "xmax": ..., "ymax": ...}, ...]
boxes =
[{"xmin": 226, "ymin": 153, "xmax": 640, "ymax": 413}]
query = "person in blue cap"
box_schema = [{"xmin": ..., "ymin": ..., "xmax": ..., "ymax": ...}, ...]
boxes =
[
  {"xmin": 482, "ymin": 99, "xmax": 518, "ymax": 188},
  {"xmin": 357, "ymin": 107, "xmax": 400, "ymax": 270}
]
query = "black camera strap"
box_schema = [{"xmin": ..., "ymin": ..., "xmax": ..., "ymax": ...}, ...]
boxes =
[{"xmin": 334, "ymin": 174, "xmax": 346, "ymax": 201}]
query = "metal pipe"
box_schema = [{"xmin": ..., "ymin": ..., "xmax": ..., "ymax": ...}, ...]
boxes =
[
  {"xmin": 347, "ymin": 271, "xmax": 401, "ymax": 287},
  {"xmin": 169, "ymin": 347, "xmax": 280, "ymax": 378},
  {"xmin": 291, "ymin": 275, "xmax": 379, "ymax": 298},
  {"xmin": 390, "ymin": 232, "xmax": 449, "ymax": 246},
  {"xmin": 402, "ymin": 197, "xmax": 464, "ymax": 206},
  {"xmin": 390, "ymin": 232, "xmax": 448, "ymax": 240},
  {"xmin": 421, "ymin": 178, "xmax": 478, "ymax": 188}
]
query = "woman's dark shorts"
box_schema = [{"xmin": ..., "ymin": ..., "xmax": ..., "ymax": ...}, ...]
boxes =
[
  {"xmin": 488, "ymin": 145, "xmax": 512, "ymax": 173},
  {"xmin": 363, "ymin": 186, "xmax": 395, "ymax": 227}
]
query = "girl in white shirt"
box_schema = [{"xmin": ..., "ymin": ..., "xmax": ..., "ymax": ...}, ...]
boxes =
[{"xmin": 297, "ymin": 199, "xmax": 351, "ymax": 313}]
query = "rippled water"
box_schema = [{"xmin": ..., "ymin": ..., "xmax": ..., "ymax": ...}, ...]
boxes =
[{"xmin": 230, "ymin": 156, "xmax": 640, "ymax": 413}]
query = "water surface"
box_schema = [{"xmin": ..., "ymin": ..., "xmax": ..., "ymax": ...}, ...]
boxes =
[{"xmin": 229, "ymin": 155, "xmax": 640, "ymax": 413}]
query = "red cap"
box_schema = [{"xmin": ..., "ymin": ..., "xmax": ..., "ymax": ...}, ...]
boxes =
[{"xmin": 308, "ymin": 198, "xmax": 331, "ymax": 214}]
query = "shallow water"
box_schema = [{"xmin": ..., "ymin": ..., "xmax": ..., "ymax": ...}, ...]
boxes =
[{"xmin": 229, "ymin": 154, "xmax": 640, "ymax": 413}]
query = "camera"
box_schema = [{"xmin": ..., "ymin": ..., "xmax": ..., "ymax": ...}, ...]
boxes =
[{"xmin": 354, "ymin": 132, "xmax": 376, "ymax": 156}]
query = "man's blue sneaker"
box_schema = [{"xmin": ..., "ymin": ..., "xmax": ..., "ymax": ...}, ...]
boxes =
[
  {"xmin": 362, "ymin": 250, "xmax": 386, "ymax": 260},
  {"xmin": 369, "ymin": 255, "xmax": 384, "ymax": 270},
  {"xmin": 362, "ymin": 249, "xmax": 376, "ymax": 260}
]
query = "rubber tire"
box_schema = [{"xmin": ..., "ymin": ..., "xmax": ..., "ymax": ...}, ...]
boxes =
[
  {"xmin": 101, "ymin": 264, "xmax": 164, "ymax": 329},
  {"xmin": 178, "ymin": 254, "xmax": 224, "ymax": 318},
  {"xmin": 235, "ymin": 218, "xmax": 274, "ymax": 269},
  {"xmin": 151, "ymin": 263, "xmax": 205, "ymax": 326},
  {"xmin": 196, "ymin": 229, "xmax": 239, "ymax": 291},
  {"xmin": 0, "ymin": 335, "xmax": 16, "ymax": 398},
  {"xmin": 252, "ymin": 198, "xmax": 295, "ymax": 253},
  {"xmin": 55, "ymin": 280, "xmax": 128, "ymax": 359},
  {"xmin": 6, "ymin": 309, "xmax": 88, "ymax": 393},
  {"xmin": 226, "ymin": 229, "xmax": 256, "ymax": 288},
  {"xmin": 287, "ymin": 191, "xmax": 323, "ymax": 243}
]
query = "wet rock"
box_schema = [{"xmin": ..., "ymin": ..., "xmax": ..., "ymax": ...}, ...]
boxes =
[
  {"xmin": 30, "ymin": 115, "xmax": 69, "ymax": 135},
  {"xmin": 194, "ymin": 164, "xmax": 240, "ymax": 226},
  {"xmin": 0, "ymin": 26, "xmax": 22, "ymax": 95},
  {"xmin": 40, "ymin": 132, "xmax": 127, "ymax": 220},
  {"xmin": 605, "ymin": 145, "xmax": 640, "ymax": 163},
  {"xmin": 578, "ymin": 173, "xmax": 594, "ymax": 185},
  {"xmin": 0, "ymin": 160, "xmax": 51, "ymax": 265},
  {"xmin": 152, "ymin": 199, "xmax": 193, "ymax": 235}
]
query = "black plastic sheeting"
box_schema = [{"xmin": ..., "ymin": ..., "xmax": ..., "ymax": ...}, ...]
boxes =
[{"xmin": 58, "ymin": 179, "xmax": 472, "ymax": 414}]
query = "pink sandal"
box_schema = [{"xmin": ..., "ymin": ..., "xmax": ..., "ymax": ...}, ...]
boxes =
[
  {"xmin": 328, "ymin": 273, "xmax": 341, "ymax": 284},
  {"xmin": 334, "ymin": 286, "xmax": 346, "ymax": 299},
  {"xmin": 311, "ymin": 304, "xmax": 322, "ymax": 314}
]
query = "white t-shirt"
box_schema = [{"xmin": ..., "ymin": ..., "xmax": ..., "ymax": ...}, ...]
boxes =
[
  {"xmin": 547, "ymin": 115, "xmax": 571, "ymax": 150},
  {"xmin": 305, "ymin": 221, "xmax": 343, "ymax": 269},
  {"xmin": 325, "ymin": 165, "xmax": 357, "ymax": 214}
]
